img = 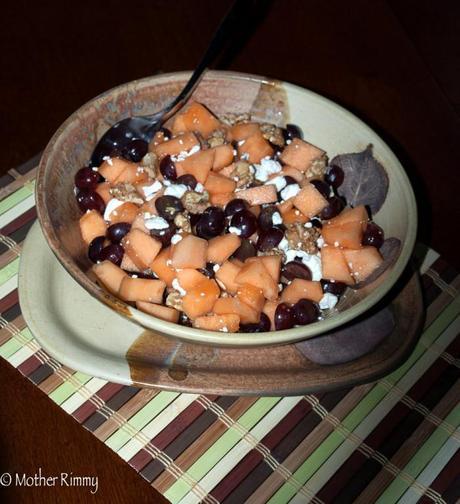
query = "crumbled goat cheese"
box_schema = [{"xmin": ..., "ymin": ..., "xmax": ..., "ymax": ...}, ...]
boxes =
[
  {"xmin": 229, "ymin": 226, "xmax": 242, "ymax": 236},
  {"xmin": 170, "ymin": 234, "xmax": 183, "ymax": 245},
  {"xmin": 164, "ymin": 184, "xmax": 188, "ymax": 199},
  {"xmin": 304, "ymin": 221, "xmax": 313, "ymax": 228},
  {"xmin": 284, "ymin": 249, "xmax": 323, "ymax": 280},
  {"xmin": 141, "ymin": 180, "xmax": 163, "ymax": 200},
  {"xmin": 316, "ymin": 236, "xmax": 325, "ymax": 248},
  {"xmin": 278, "ymin": 237, "xmax": 289, "ymax": 251},
  {"xmin": 265, "ymin": 175, "xmax": 287, "ymax": 192},
  {"xmin": 170, "ymin": 144, "xmax": 200, "ymax": 162},
  {"xmin": 272, "ymin": 211, "xmax": 283, "ymax": 225},
  {"xmin": 172, "ymin": 278, "xmax": 187, "ymax": 297},
  {"xmin": 319, "ymin": 293, "xmax": 338, "ymax": 310},
  {"xmin": 254, "ymin": 158, "xmax": 282, "ymax": 182},
  {"xmin": 144, "ymin": 215, "xmax": 170, "ymax": 230},
  {"xmin": 195, "ymin": 182, "xmax": 205, "ymax": 193},
  {"xmin": 221, "ymin": 326, "xmax": 229, "ymax": 333},
  {"xmin": 213, "ymin": 264, "xmax": 221, "ymax": 272},
  {"xmin": 102, "ymin": 156, "xmax": 113, "ymax": 166},
  {"xmin": 103, "ymin": 198, "xmax": 125, "ymax": 221},
  {"xmin": 280, "ymin": 183, "xmax": 300, "ymax": 201}
]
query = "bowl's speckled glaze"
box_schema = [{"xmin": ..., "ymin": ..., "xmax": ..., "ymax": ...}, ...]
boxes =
[{"xmin": 36, "ymin": 71, "xmax": 417, "ymax": 346}]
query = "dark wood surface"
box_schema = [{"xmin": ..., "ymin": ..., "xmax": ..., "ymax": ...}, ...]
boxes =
[{"xmin": 0, "ymin": 1, "xmax": 458, "ymax": 502}]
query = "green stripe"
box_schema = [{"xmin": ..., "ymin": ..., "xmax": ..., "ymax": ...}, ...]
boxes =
[
  {"xmin": 165, "ymin": 397, "xmax": 281, "ymax": 503},
  {"xmin": 377, "ymin": 403, "xmax": 460, "ymax": 502},
  {"xmin": 267, "ymin": 298, "xmax": 460, "ymax": 504},
  {"xmin": 105, "ymin": 391, "xmax": 179, "ymax": 452},
  {"xmin": 0, "ymin": 257, "xmax": 20, "ymax": 285},
  {"xmin": 48, "ymin": 371, "xmax": 92, "ymax": 405},
  {"xmin": 0, "ymin": 182, "xmax": 35, "ymax": 215},
  {"xmin": 0, "ymin": 328, "xmax": 33, "ymax": 358}
]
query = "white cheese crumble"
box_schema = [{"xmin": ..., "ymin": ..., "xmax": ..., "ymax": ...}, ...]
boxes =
[
  {"xmin": 284, "ymin": 249, "xmax": 323, "ymax": 281},
  {"xmin": 164, "ymin": 184, "xmax": 188, "ymax": 199},
  {"xmin": 141, "ymin": 180, "xmax": 163, "ymax": 200},
  {"xmin": 265, "ymin": 175, "xmax": 286, "ymax": 192},
  {"xmin": 316, "ymin": 236, "xmax": 325, "ymax": 248},
  {"xmin": 280, "ymin": 183, "xmax": 300, "ymax": 201},
  {"xmin": 102, "ymin": 155, "xmax": 113, "ymax": 166},
  {"xmin": 278, "ymin": 237, "xmax": 289, "ymax": 251},
  {"xmin": 172, "ymin": 278, "xmax": 187, "ymax": 296},
  {"xmin": 221, "ymin": 326, "xmax": 229, "ymax": 333},
  {"xmin": 254, "ymin": 158, "xmax": 282, "ymax": 182},
  {"xmin": 272, "ymin": 211, "xmax": 283, "ymax": 225},
  {"xmin": 229, "ymin": 226, "xmax": 242, "ymax": 236},
  {"xmin": 304, "ymin": 221, "xmax": 313, "ymax": 228},
  {"xmin": 144, "ymin": 215, "xmax": 169, "ymax": 230},
  {"xmin": 103, "ymin": 198, "xmax": 125, "ymax": 221},
  {"xmin": 170, "ymin": 144, "xmax": 200, "ymax": 162},
  {"xmin": 195, "ymin": 182, "xmax": 205, "ymax": 193},
  {"xmin": 319, "ymin": 293, "xmax": 338, "ymax": 310},
  {"xmin": 213, "ymin": 264, "xmax": 221, "ymax": 272},
  {"xmin": 171, "ymin": 234, "xmax": 183, "ymax": 245}
]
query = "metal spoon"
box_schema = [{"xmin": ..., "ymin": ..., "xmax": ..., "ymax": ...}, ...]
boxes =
[{"xmin": 90, "ymin": 0, "xmax": 245, "ymax": 167}]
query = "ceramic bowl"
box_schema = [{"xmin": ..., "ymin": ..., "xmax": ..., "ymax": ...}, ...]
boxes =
[{"xmin": 36, "ymin": 70, "xmax": 417, "ymax": 347}]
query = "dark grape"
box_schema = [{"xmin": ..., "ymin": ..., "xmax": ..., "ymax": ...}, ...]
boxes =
[
  {"xmin": 258, "ymin": 206, "xmax": 280, "ymax": 231},
  {"xmin": 199, "ymin": 262, "xmax": 216, "ymax": 278},
  {"xmin": 310, "ymin": 218, "xmax": 323, "ymax": 229},
  {"xmin": 178, "ymin": 312, "xmax": 193, "ymax": 327},
  {"xmin": 232, "ymin": 239, "xmax": 257, "ymax": 261},
  {"xmin": 195, "ymin": 206, "xmax": 225, "ymax": 239},
  {"xmin": 283, "ymin": 175, "xmax": 297, "ymax": 186},
  {"xmin": 282, "ymin": 124, "xmax": 303, "ymax": 142},
  {"xmin": 74, "ymin": 167, "xmax": 99, "ymax": 190},
  {"xmin": 155, "ymin": 195, "xmax": 184, "ymax": 221},
  {"xmin": 150, "ymin": 223, "xmax": 177, "ymax": 246},
  {"xmin": 274, "ymin": 303, "xmax": 295, "ymax": 330},
  {"xmin": 257, "ymin": 227, "xmax": 284, "ymax": 251},
  {"xmin": 230, "ymin": 210, "xmax": 257, "ymax": 239},
  {"xmin": 121, "ymin": 138, "xmax": 148, "ymax": 162},
  {"xmin": 99, "ymin": 243, "xmax": 124, "ymax": 266},
  {"xmin": 88, "ymin": 236, "xmax": 105, "ymax": 263},
  {"xmin": 320, "ymin": 196, "xmax": 345, "ymax": 220},
  {"xmin": 240, "ymin": 313, "xmax": 271, "ymax": 333},
  {"xmin": 362, "ymin": 222, "xmax": 384, "ymax": 249},
  {"xmin": 321, "ymin": 279, "xmax": 347, "ymax": 296},
  {"xmin": 160, "ymin": 127, "xmax": 172, "ymax": 140},
  {"xmin": 76, "ymin": 189, "xmax": 105, "ymax": 214},
  {"xmin": 325, "ymin": 165, "xmax": 344, "ymax": 189},
  {"xmin": 293, "ymin": 299, "xmax": 319, "ymax": 326},
  {"xmin": 310, "ymin": 179, "xmax": 331, "ymax": 199},
  {"xmin": 269, "ymin": 142, "xmax": 284, "ymax": 160},
  {"xmin": 107, "ymin": 222, "xmax": 131, "ymax": 243},
  {"xmin": 176, "ymin": 174, "xmax": 197, "ymax": 189},
  {"xmin": 159, "ymin": 155, "xmax": 177, "ymax": 181},
  {"xmin": 224, "ymin": 198, "xmax": 248, "ymax": 218},
  {"xmin": 281, "ymin": 261, "xmax": 312, "ymax": 281},
  {"xmin": 189, "ymin": 213, "xmax": 201, "ymax": 228}
]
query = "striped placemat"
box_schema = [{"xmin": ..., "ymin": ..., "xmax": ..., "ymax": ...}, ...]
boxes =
[{"xmin": 0, "ymin": 160, "xmax": 459, "ymax": 504}]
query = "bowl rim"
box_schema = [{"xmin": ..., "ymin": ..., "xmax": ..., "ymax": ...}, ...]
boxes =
[{"xmin": 36, "ymin": 69, "xmax": 418, "ymax": 347}]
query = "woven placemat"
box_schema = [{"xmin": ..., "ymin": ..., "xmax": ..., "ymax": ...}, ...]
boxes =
[{"xmin": 0, "ymin": 161, "xmax": 459, "ymax": 504}]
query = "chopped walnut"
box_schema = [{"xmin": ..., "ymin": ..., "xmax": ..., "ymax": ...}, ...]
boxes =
[
  {"xmin": 165, "ymin": 291, "xmax": 183, "ymax": 311},
  {"xmin": 219, "ymin": 112, "xmax": 251, "ymax": 126},
  {"xmin": 207, "ymin": 129, "xmax": 227, "ymax": 148},
  {"xmin": 109, "ymin": 183, "xmax": 144, "ymax": 205},
  {"xmin": 181, "ymin": 190, "xmax": 210, "ymax": 214},
  {"xmin": 140, "ymin": 152, "xmax": 158, "ymax": 179},
  {"xmin": 305, "ymin": 154, "xmax": 327, "ymax": 181},
  {"xmin": 260, "ymin": 123, "xmax": 285, "ymax": 147},
  {"xmin": 231, "ymin": 161, "xmax": 254, "ymax": 189},
  {"xmin": 285, "ymin": 223, "xmax": 321, "ymax": 254},
  {"xmin": 174, "ymin": 212, "xmax": 192, "ymax": 233}
]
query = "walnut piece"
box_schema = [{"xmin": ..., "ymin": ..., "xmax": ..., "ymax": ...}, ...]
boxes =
[
  {"xmin": 181, "ymin": 190, "xmax": 210, "ymax": 214},
  {"xmin": 285, "ymin": 223, "xmax": 321, "ymax": 254},
  {"xmin": 165, "ymin": 291, "xmax": 183, "ymax": 311},
  {"xmin": 231, "ymin": 161, "xmax": 254, "ymax": 188},
  {"xmin": 207, "ymin": 129, "xmax": 227, "ymax": 148},
  {"xmin": 140, "ymin": 152, "xmax": 158, "ymax": 179},
  {"xmin": 305, "ymin": 154, "xmax": 327, "ymax": 181},
  {"xmin": 219, "ymin": 112, "xmax": 251, "ymax": 126},
  {"xmin": 174, "ymin": 212, "xmax": 192, "ymax": 233},
  {"xmin": 109, "ymin": 183, "xmax": 144, "ymax": 205},
  {"xmin": 260, "ymin": 123, "xmax": 285, "ymax": 147}
]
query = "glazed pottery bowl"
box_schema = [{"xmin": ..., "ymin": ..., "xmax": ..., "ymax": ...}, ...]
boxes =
[{"xmin": 36, "ymin": 70, "xmax": 417, "ymax": 347}]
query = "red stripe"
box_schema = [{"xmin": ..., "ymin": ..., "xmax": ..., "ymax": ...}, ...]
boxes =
[
  {"xmin": 17, "ymin": 353, "xmax": 43, "ymax": 376},
  {"xmin": 72, "ymin": 382, "xmax": 124, "ymax": 423},
  {"xmin": 1, "ymin": 207, "xmax": 37, "ymax": 235},
  {"xmin": 0, "ymin": 290, "xmax": 19, "ymax": 312}
]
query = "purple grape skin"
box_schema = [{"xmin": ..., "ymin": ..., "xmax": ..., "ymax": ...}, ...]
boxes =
[
  {"xmin": 159, "ymin": 155, "xmax": 177, "ymax": 181},
  {"xmin": 258, "ymin": 206, "xmax": 280, "ymax": 231},
  {"xmin": 199, "ymin": 262, "xmax": 216, "ymax": 278},
  {"xmin": 195, "ymin": 207, "xmax": 225, "ymax": 239},
  {"xmin": 88, "ymin": 236, "xmax": 105, "ymax": 263},
  {"xmin": 121, "ymin": 138, "xmax": 149, "ymax": 163},
  {"xmin": 75, "ymin": 167, "xmax": 99, "ymax": 190},
  {"xmin": 274, "ymin": 303, "xmax": 295, "ymax": 330},
  {"xmin": 224, "ymin": 198, "xmax": 248, "ymax": 218},
  {"xmin": 107, "ymin": 222, "xmax": 131, "ymax": 243},
  {"xmin": 76, "ymin": 189, "xmax": 105, "ymax": 214},
  {"xmin": 320, "ymin": 196, "xmax": 345, "ymax": 220},
  {"xmin": 321, "ymin": 279, "xmax": 347, "ymax": 296},
  {"xmin": 282, "ymin": 124, "xmax": 303, "ymax": 142},
  {"xmin": 281, "ymin": 261, "xmax": 312, "ymax": 281},
  {"xmin": 325, "ymin": 165, "xmax": 344, "ymax": 189},
  {"xmin": 310, "ymin": 179, "xmax": 331, "ymax": 199},
  {"xmin": 362, "ymin": 222, "xmax": 384, "ymax": 249},
  {"xmin": 176, "ymin": 174, "xmax": 197, "ymax": 189},
  {"xmin": 150, "ymin": 223, "xmax": 177, "ymax": 247},
  {"xmin": 310, "ymin": 218, "xmax": 323, "ymax": 229},
  {"xmin": 159, "ymin": 127, "xmax": 172, "ymax": 140},
  {"xmin": 99, "ymin": 243, "xmax": 124, "ymax": 266},
  {"xmin": 189, "ymin": 213, "xmax": 201, "ymax": 228},
  {"xmin": 155, "ymin": 195, "xmax": 184, "ymax": 221},
  {"xmin": 230, "ymin": 209, "xmax": 258, "ymax": 239},
  {"xmin": 257, "ymin": 227, "xmax": 284, "ymax": 251},
  {"xmin": 293, "ymin": 299, "xmax": 319, "ymax": 326},
  {"xmin": 232, "ymin": 239, "xmax": 257, "ymax": 261},
  {"xmin": 240, "ymin": 313, "xmax": 271, "ymax": 333},
  {"xmin": 283, "ymin": 175, "xmax": 297, "ymax": 186}
]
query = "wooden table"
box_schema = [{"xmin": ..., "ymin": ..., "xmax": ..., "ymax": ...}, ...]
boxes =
[{"xmin": 0, "ymin": 1, "xmax": 458, "ymax": 501}]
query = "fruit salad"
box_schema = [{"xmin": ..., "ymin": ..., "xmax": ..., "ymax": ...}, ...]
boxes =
[{"xmin": 77, "ymin": 101, "xmax": 385, "ymax": 332}]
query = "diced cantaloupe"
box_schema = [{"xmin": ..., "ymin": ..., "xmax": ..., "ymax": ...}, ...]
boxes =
[
  {"xmin": 236, "ymin": 283, "xmax": 265, "ymax": 312},
  {"xmin": 279, "ymin": 166, "xmax": 304, "ymax": 183},
  {"xmin": 213, "ymin": 297, "xmax": 259, "ymax": 324},
  {"xmin": 292, "ymin": 182, "xmax": 328, "ymax": 218},
  {"xmin": 211, "ymin": 144, "xmax": 234, "ymax": 170},
  {"xmin": 122, "ymin": 229, "xmax": 162, "ymax": 269},
  {"xmin": 171, "ymin": 101, "xmax": 222, "ymax": 138},
  {"xmin": 204, "ymin": 172, "xmax": 236, "ymax": 194},
  {"xmin": 235, "ymin": 185, "xmax": 278, "ymax": 205},
  {"xmin": 207, "ymin": 234, "xmax": 241, "ymax": 264},
  {"xmin": 230, "ymin": 122, "xmax": 260, "ymax": 141},
  {"xmin": 278, "ymin": 199, "xmax": 294, "ymax": 215},
  {"xmin": 235, "ymin": 259, "xmax": 278, "ymax": 300},
  {"xmin": 113, "ymin": 165, "xmax": 149, "ymax": 185},
  {"xmin": 152, "ymin": 132, "xmax": 200, "ymax": 159},
  {"xmin": 175, "ymin": 149, "xmax": 215, "ymax": 183},
  {"xmin": 92, "ymin": 260, "xmax": 128, "ymax": 295},
  {"xmin": 249, "ymin": 205, "xmax": 261, "ymax": 217},
  {"xmin": 209, "ymin": 192, "xmax": 234, "ymax": 207},
  {"xmin": 79, "ymin": 210, "xmax": 107, "ymax": 245},
  {"xmin": 120, "ymin": 253, "xmax": 141, "ymax": 273},
  {"xmin": 215, "ymin": 260, "xmax": 242, "ymax": 294},
  {"xmin": 262, "ymin": 300, "xmax": 278, "ymax": 331},
  {"xmin": 322, "ymin": 221, "xmax": 364, "ymax": 249},
  {"xmin": 246, "ymin": 255, "xmax": 281, "ymax": 283},
  {"xmin": 171, "ymin": 234, "xmax": 208, "ymax": 269},
  {"xmin": 136, "ymin": 301, "xmax": 180, "ymax": 323},
  {"xmin": 182, "ymin": 279, "xmax": 220, "ymax": 319},
  {"xmin": 238, "ymin": 132, "xmax": 274, "ymax": 163},
  {"xmin": 176, "ymin": 269, "xmax": 208, "ymax": 291},
  {"xmin": 130, "ymin": 212, "xmax": 149, "ymax": 233},
  {"xmin": 280, "ymin": 138, "xmax": 325, "ymax": 172},
  {"xmin": 118, "ymin": 277, "xmax": 166, "ymax": 303},
  {"xmin": 321, "ymin": 246, "xmax": 355, "ymax": 285},
  {"xmin": 193, "ymin": 313, "xmax": 240, "ymax": 332},
  {"xmin": 280, "ymin": 279, "xmax": 323, "ymax": 304},
  {"xmin": 108, "ymin": 202, "xmax": 139, "ymax": 224},
  {"xmin": 98, "ymin": 157, "xmax": 133, "ymax": 183},
  {"xmin": 95, "ymin": 182, "xmax": 112, "ymax": 204},
  {"xmin": 282, "ymin": 208, "xmax": 309, "ymax": 225},
  {"xmin": 150, "ymin": 247, "xmax": 175, "ymax": 286},
  {"xmin": 342, "ymin": 246, "xmax": 384, "ymax": 283},
  {"xmin": 327, "ymin": 205, "xmax": 368, "ymax": 231},
  {"xmin": 139, "ymin": 190, "xmax": 164, "ymax": 215}
]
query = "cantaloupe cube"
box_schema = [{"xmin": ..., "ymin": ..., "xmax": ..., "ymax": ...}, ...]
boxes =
[
  {"xmin": 95, "ymin": 182, "xmax": 112, "ymax": 204},
  {"xmin": 122, "ymin": 229, "xmax": 162, "ymax": 269},
  {"xmin": 292, "ymin": 182, "xmax": 328, "ymax": 218},
  {"xmin": 98, "ymin": 157, "xmax": 133, "ymax": 182},
  {"xmin": 235, "ymin": 259, "xmax": 278, "ymax": 300},
  {"xmin": 152, "ymin": 132, "xmax": 200, "ymax": 159},
  {"xmin": 246, "ymin": 255, "xmax": 281, "ymax": 283},
  {"xmin": 171, "ymin": 101, "xmax": 222, "ymax": 138},
  {"xmin": 280, "ymin": 138, "xmax": 325, "ymax": 172},
  {"xmin": 108, "ymin": 202, "xmax": 139, "ymax": 224},
  {"xmin": 120, "ymin": 253, "xmax": 141, "ymax": 273},
  {"xmin": 139, "ymin": 190, "xmax": 164, "ymax": 215},
  {"xmin": 262, "ymin": 300, "xmax": 278, "ymax": 331},
  {"xmin": 207, "ymin": 234, "xmax": 241, "ymax": 264},
  {"xmin": 204, "ymin": 172, "xmax": 236, "ymax": 194},
  {"xmin": 321, "ymin": 246, "xmax": 354, "ymax": 285},
  {"xmin": 279, "ymin": 166, "xmax": 304, "ymax": 183},
  {"xmin": 280, "ymin": 279, "xmax": 323, "ymax": 304},
  {"xmin": 92, "ymin": 260, "xmax": 128, "ymax": 294},
  {"xmin": 150, "ymin": 247, "xmax": 175, "ymax": 286},
  {"xmin": 249, "ymin": 205, "xmax": 261, "ymax": 217},
  {"xmin": 209, "ymin": 192, "xmax": 234, "ymax": 207},
  {"xmin": 218, "ymin": 163, "xmax": 235, "ymax": 178},
  {"xmin": 79, "ymin": 210, "xmax": 107, "ymax": 245},
  {"xmin": 118, "ymin": 277, "xmax": 166, "ymax": 303},
  {"xmin": 322, "ymin": 221, "xmax": 364, "ymax": 249},
  {"xmin": 236, "ymin": 283, "xmax": 265, "ymax": 312},
  {"xmin": 175, "ymin": 149, "xmax": 215, "ymax": 183},
  {"xmin": 342, "ymin": 246, "xmax": 384, "ymax": 283},
  {"xmin": 182, "ymin": 279, "xmax": 220, "ymax": 319},
  {"xmin": 238, "ymin": 132, "xmax": 274, "ymax": 163},
  {"xmin": 235, "ymin": 185, "xmax": 278, "ymax": 205},
  {"xmin": 328, "ymin": 205, "xmax": 368, "ymax": 231},
  {"xmin": 136, "ymin": 301, "xmax": 180, "ymax": 323},
  {"xmin": 193, "ymin": 313, "xmax": 240, "ymax": 332},
  {"xmin": 282, "ymin": 208, "xmax": 309, "ymax": 225},
  {"xmin": 211, "ymin": 144, "xmax": 234, "ymax": 170},
  {"xmin": 114, "ymin": 165, "xmax": 149, "ymax": 185},
  {"xmin": 278, "ymin": 199, "xmax": 294, "ymax": 215},
  {"xmin": 213, "ymin": 297, "xmax": 259, "ymax": 324},
  {"xmin": 171, "ymin": 234, "xmax": 208, "ymax": 269},
  {"xmin": 230, "ymin": 122, "xmax": 260, "ymax": 141},
  {"xmin": 215, "ymin": 260, "xmax": 241, "ymax": 294},
  {"xmin": 176, "ymin": 269, "xmax": 208, "ymax": 291},
  {"xmin": 130, "ymin": 212, "xmax": 149, "ymax": 234}
]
